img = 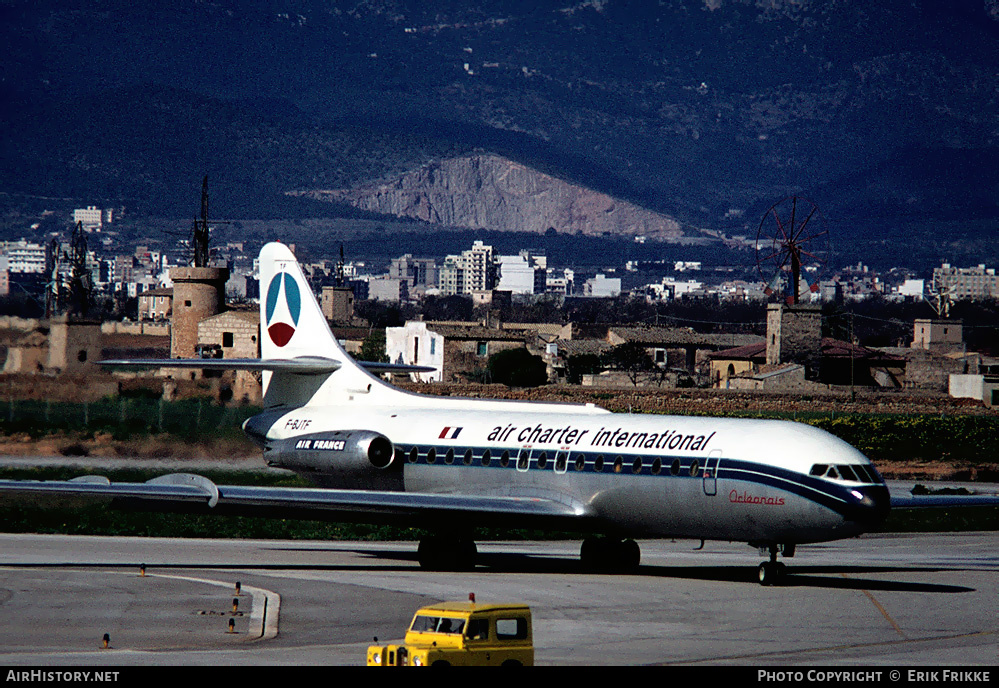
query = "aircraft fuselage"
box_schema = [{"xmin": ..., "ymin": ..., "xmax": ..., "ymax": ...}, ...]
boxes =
[{"xmin": 245, "ymin": 402, "xmax": 890, "ymax": 546}]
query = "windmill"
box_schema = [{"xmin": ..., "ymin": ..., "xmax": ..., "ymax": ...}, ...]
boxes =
[
  {"xmin": 191, "ymin": 176, "xmax": 212, "ymax": 268},
  {"xmin": 755, "ymin": 196, "xmax": 829, "ymax": 304}
]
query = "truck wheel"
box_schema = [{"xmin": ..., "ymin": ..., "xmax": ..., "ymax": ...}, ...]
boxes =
[
  {"xmin": 431, "ymin": 660, "xmax": 451, "ymax": 667},
  {"xmin": 501, "ymin": 660, "xmax": 523, "ymax": 667}
]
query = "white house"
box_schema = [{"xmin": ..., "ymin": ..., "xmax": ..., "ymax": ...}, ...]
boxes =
[{"xmin": 385, "ymin": 321, "xmax": 443, "ymax": 382}]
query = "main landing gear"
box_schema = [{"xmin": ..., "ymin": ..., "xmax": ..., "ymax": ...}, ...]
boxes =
[
  {"xmin": 417, "ymin": 535, "xmax": 477, "ymax": 571},
  {"xmin": 416, "ymin": 535, "xmax": 643, "ymax": 574},
  {"xmin": 580, "ymin": 536, "xmax": 641, "ymax": 573},
  {"xmin": 756, "ymin": 543, "xmax": 794, "ymax": 586}
]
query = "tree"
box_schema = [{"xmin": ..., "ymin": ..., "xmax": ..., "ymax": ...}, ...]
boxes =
[
  {"xmin": 565, "ymin": 353, "xmax": 603, "ymax": 384},
  {"xmin": 358, "ymin": 329, "xmax": 388, "ymax": 363},
  {"xmin": 603, "ymin": 342, "xmax": 654, "ymax": 387},
  {"xmin": 487, "ymin": 348, "xmax": 548, "ymax": 388}
]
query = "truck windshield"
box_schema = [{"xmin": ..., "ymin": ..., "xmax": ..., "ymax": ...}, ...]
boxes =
[{"xmin": 410, "ymin": 615, "xmax": 466, "ymax": 634}]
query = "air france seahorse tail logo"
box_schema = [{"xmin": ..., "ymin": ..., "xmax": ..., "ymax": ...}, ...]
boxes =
[{"xmin": 265, "ymin": 271, "xmax": 301, "ymax": 347}]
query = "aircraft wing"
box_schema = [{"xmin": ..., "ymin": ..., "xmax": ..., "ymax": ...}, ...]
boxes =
[{"xmin": 0, "ymin": 473, "xmax": 594, "ymax": 529}]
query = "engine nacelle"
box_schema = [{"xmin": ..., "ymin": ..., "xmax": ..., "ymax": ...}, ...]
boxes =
[{"xmin": 266, "ymin": 430, "xmax": 401, "ymax": 489}]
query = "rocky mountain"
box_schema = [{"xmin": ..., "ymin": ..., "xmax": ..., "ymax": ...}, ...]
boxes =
[
  {"xmin": 291, "ymin": 153, "xmax": 683, "ymax": 238},
  {"xmin": 0, "ymin": 1, "xmax": 997, "ymax": 264}
]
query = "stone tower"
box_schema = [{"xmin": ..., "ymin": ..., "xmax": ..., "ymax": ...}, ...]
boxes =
[
  {"xmin": 766, "ymin": 303, "xmax": 821, "ymax": 374},
  {"xmin": 170, "ymin": 266, "xmax": 229, "ymax": 359},
  {"xmin": 321, "ymin": 286, "xmax": 355, "ymax": 325},
  {"xmin": 47, "ymin": 314, "xmax": 102, "ymax": 373}
]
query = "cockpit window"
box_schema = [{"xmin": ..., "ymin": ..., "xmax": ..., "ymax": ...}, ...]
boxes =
[
  {"xmin": 809, "ymin": 463, "xmax": 882, "ymax": 484},
  {"xmin": 838, "ymin": 465, "xmax": 859, "ymax": 482}
]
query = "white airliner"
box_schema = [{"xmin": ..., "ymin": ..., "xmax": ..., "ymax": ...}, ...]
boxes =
[{"xmin": 1, "ymin": 243, "xmax": 995, "ymax": 585}]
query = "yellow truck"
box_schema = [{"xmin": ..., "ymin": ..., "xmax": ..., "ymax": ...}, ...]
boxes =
[{"xmin": 367, "ymin": 600, "xmax": 533, "ymax": 667}]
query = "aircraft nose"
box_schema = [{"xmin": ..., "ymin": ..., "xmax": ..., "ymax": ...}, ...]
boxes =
[{"xmin": 845, "ymin": 484, "xmax": 891, "ymax": 528}]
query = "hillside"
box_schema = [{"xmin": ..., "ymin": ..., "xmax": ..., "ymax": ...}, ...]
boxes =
[
  {"xmin": 0, "ymin": 1, "xmax": 997, "ymax": 262},
  {"xmin": 291, "ymin": 153, "xmax": 684, "ymax": 238}
]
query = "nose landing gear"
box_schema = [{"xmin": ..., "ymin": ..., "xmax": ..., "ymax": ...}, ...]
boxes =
[{"xmin": 757, "ymin": 543, "xmax": 794, "ymax": 586}]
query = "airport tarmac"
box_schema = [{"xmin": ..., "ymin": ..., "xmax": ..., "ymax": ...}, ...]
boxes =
[{"xmin": 0, "ymin": 532, "xmax": 996, "ymax": 666}]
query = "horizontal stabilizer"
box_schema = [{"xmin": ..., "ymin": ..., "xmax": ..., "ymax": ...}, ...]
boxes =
[
  {"xmin": 359, "ymin": 361, "xmax": 437, "ymax": 374},
  {"xmin": 100, "ymin": 356, "xmax": 343, "ymax": 374},
  {"xmin": 100, "ymin": 357, "xmax": 435, "ymax": 376}
]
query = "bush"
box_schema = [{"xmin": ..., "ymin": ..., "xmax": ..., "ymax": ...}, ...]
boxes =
[{"xmin": 487, "ymin": 348, "xmax": 548, "ymax": 388}]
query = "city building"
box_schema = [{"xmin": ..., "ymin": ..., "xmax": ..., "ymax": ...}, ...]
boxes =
[
  {"xmin": 368, "ymin": 276, "xmax": 410, "ymax": 303},
  {"xmin": 496, "ymin": 252, "xmax": 546, "ymax": 295},
  {"xmin": 390, "ymin": 254, "xmax": 438, "ymax": 289},
  {"xmin": 932, "ymin": 263, "xmax": 999, "ymax": 301},
  {"xmin": 545, "ymin": 268, "xmax": 574, "ymax": 295},
  {"xmin": 583, "ymin": 274, "xmax": 621, "ymax": 298},
  {"xmin": 73, "ymin": 206, "xmax": 113, "ymax": 231},
  {"xmin": 438, "ymin": 241, "xmax": 496, "ymax": 296},
  {"xmin": 1, "ymin": 240, "xmax": 47, "ymax": 274},
  {"xmin": 137, "ymin": 288, "xmax": 173, "ymax": 321}
]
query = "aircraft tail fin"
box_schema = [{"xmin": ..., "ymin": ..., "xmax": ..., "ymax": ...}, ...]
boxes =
[{"xmin": 257, "ymin": 242, "xmax": 412, "ymax": 408}]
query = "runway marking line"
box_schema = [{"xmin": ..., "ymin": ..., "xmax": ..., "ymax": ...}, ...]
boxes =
[
  {"xmin": 0, "ymin": 566, "xmax": 281, "ymax": 645},
  {"xmin": 141, "ymin": 572, "xmax": 281, "ymax": 642},
  {"xmin": 841, "ymin": 573, "xmax": 908, "ymax": 639}
]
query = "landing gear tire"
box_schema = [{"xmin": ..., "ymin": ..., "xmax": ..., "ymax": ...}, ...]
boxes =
[
  {"xmin": 758, "ymin": 562, "xmax": 782, "ymax": 586},
  {"xmin": 580, "ymin": 537, "xmax": 641, "ymax": 573},
  {"xmin": 756, "ymin": 548, "xmax": 789, "ymax": 586},
  {"xmin": 418, "ymin": 536, "xmax": 477, "ymax": 571}
]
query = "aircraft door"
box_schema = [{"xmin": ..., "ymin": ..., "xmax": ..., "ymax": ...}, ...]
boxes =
[{"xmin": 702, "ymin": 449, "xmax": 722, "ymax": 496}]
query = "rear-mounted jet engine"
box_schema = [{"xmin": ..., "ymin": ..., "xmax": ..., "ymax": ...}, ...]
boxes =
[{"xmin": 266, "ymin": 430, "xmax": 402, "ymax": 490}]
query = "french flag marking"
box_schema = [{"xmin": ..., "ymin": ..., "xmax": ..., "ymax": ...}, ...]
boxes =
[{"xmin": 439, "ymin": 427, "xmax": 463, "ymax": 439}]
